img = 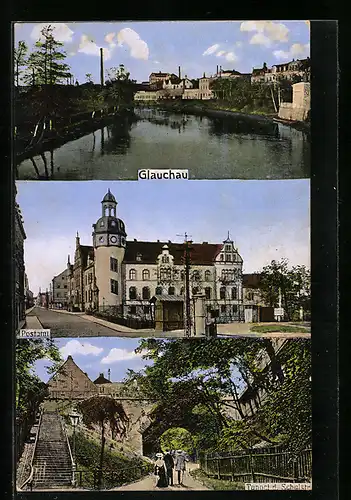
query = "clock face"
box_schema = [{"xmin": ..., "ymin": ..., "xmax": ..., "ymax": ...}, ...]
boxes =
[
  {"xmin": 110, "ymin": 236, "xmax": 117, "ymax": 243},
  {"xmin": 99, "ymin": 236, "xmax": 104, "ymax": 243}
]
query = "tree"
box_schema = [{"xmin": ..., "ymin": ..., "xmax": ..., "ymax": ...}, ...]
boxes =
[
  {"xmin": 258, "ymin": 259, "xmax": 311, "ymax": 321},
  {"xmin": 23, "ymin": 25, "xmax": 71, "ymax": 85},
  {"xmin": 124, "ymin": 338, "xmax": 311, "ymax": 455},
  {"xmin": 77, "ymin": 396, "xmax": 129, "ymax": 489},
  {"xmin": 160, "ymin": 427, "xmax": 194, "ymax": 454},
  {"xmin": 16, "ymin": 338, "xmax": 62, "ymax": 416},
  {"xmin": 104, "ymin": 64, "xmax": 136, "ymax": 105},
  {"xmin": 14, "ymin": 40, "xmax": 28, "ymax": 86},
  {"xmin": 85, "ymin": 73, "xmax": 93, "ymax": 84}
]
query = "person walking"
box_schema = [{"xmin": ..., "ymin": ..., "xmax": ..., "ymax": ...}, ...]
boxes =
[
  {"xmin": 174, "ymin": 449, "xmax": 188, "ymax": 485},
  {"xmin": 154, "ymin": 453, "xmax": 168, "ymax": 488},
  {"xmin": 163, "ymin": 450, "xmax": 174, "ymax": 486}
]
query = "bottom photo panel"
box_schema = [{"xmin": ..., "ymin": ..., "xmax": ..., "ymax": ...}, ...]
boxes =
[{"xmin": 16, "ymin": 337, "xmax": 312, "ymax": 492}]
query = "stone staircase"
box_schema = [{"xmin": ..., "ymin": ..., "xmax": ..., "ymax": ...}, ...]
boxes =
[{"xmin": 32, "ymin": 411, "xmax": 73, "ymax": 489}]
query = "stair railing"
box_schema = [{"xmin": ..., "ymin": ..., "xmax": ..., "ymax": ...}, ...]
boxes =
[
  {"xmin": 60, "ymin": 414, "xmax": 76, "ymax": 486},
  {"xmin": 19, "ymin": 408, "xmax": 43, "ymax": 491}
]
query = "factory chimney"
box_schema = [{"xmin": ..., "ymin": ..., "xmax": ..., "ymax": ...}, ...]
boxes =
[
  {"xmin": 178, "ymin": 66, "xmax": 181, "ymax": 79},
  {"xmin": 100, "ymin": 48, "xmax": 104, "ymax": 86},
  {"xmin": 108, "ymin": 368, "xmax": 111, "ymax": 381}
]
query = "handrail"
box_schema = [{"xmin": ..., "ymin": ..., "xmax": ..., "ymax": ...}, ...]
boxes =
[
  {"xmin": 19, "ymin": 408, "xmax": 43, "ymax": 491},
  {"xmin": 60, "ymin": 414, "xmax": 75, "ymax": 485}
]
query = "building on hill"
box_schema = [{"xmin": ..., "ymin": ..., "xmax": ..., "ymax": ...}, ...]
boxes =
[
  {"xmin": 53, "ymin": 190, "xmax": 268, "ymax": 328},
  {"xmin": 251, "ymin": 63, "xmax": 268, "ymax": 84},
  {"xmin": 149, "ymin": 71, "xmax": 178, "ymax": 88}
]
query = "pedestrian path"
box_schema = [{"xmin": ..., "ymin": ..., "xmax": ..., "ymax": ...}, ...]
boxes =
[
  {"xmin": 115, "ymin": 469, "xmax": 209, "ymax": 491},
  {"xmin": 25, "ymin": 315, "xmax": 43, "ymax": 329}
]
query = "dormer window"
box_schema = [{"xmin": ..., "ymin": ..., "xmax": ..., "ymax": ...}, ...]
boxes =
[
  {"xmin": 111, "ymin": 221, "xmax": 116, "ymax": 226},
  {"xmin": 225, "ymin": 245, "xmax": 231, "ymax": 251},
  {"xmin": 100, "ymin": 221, "xmax": 104, "ymax": 227},
  {"xmin": 162, "ymin": 256, "xmax": 169, "ymax": 263},
  {"xmin": 220, "ymin": 254, "xmax": 224, "ymax": 261},
  {"xmin": 226, "ymin": 254, "xmax": 232, "ymax": 262},
  {"xmin": 136, "ymin": 253, "xmax": 142, "ymax": 262}
]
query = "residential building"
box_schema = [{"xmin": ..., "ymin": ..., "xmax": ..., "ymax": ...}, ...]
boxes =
[
  {"xmin": 52, "ymin": 268, "xmax": 70, "ymax": 308},
  {"xmin": 251, "ymin": 63, "xmax": 268, "ymax": 84},
  {"xmin": 15, "ymin": 200, "xmax": 26, "ymax": 330},
  {"xmin": 53, "ymin": 190, "xmax": 267, "ymax": 329},
  {"xmin": 134, "ymin": 90, "xmax": 158, "ymax": 101},
  {"xmin": 198, "ymin": 74, "xmax": 214, "ymax": 99},
  {"xmin": 149, "ymin": 72, "xmax": 177, "ymax": 88},
  {"xmin": 24, "ymin": 273, "xmax": 34, "ymax": 309}
]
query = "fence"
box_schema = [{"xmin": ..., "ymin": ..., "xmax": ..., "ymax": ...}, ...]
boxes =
[
  {"xmin": 199, "ymin": 446, "xmax": 312, "ymax": 483},
  {"xmin": 75, "ymin": 464, "xmax": 152, "ymax": 490}
]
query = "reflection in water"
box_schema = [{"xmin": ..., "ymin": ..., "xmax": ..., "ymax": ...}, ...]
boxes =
[{"xmin": 18, "ymin": 107, "xmax": 310, "ymax": 180}]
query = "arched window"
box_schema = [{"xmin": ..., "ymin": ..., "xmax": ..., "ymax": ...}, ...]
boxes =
[
  {"xmin": 142, "ymin": 286, "xmax": 150, "ymax": 300},
  {"xmin": 129, "ymin": 286, "xmax": 137, "ymax": 300},
  {"xmin": 129, "ymin": 269, "xmax": 136, "ymax": 280},
  {"xmin": 168, "ymin": 286, "xmax": 175, "ymax": 296},
  {"xmin": 205, "ymin": 287, "xmax": 211, "ymax": 299},
  {"xmin": 160, "ymin": 268, "xmax": 171, "ymax": 280},
  {"xmin": 220, "ymin": 287, "xmax": 226, "ymax": 300},
  {"xmin": 205, "ymin": 270, "xmax": 211, "ymax": 282},
  {"xmin": 155, "ymin": 286, "xmax": 162, "ymax": 296},
  {"xmin": 162, "ymin": 255, "xmax": 169, "ymax": 263},
  {"xmin": 231, "ymin": 287, "xmax": 237, "ymax": 300},
  {"xmin": 192, "ymin": 287, "xmax": 199, "ymax": 295},
  {"xmin": 142, "ymin": 269, "xmax": 150, "ymax": 281}
]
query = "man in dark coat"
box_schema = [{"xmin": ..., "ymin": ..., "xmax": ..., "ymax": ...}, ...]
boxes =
[{"xmin": 163, "ymin": 450, "xmax": 175, "ymax": 485}]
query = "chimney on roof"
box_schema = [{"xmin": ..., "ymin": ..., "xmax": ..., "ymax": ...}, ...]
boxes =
[
  {"xmin": 157, "ymin": 239, "xmax": 160, "ymax": 242},
  {"xmin": 168, "ymin": 240, "xmax": 171, "ymax": 244},
  {"xmin": 134, "ymin": 238, "xmax": 137, "ymax": 242},
  {"xmin": 67, "ymin": 355, "xmax": 73, "ymax": 360}
]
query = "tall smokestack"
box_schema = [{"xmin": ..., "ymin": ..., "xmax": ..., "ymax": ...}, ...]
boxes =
[
  {"xmin": 178, "ymin": 66, "xmax": 181, "ymax": 79},
  {"xmin": 216, "ymin": 65, "xmax": 219, "ymax": 75},
  {"xmin": 108, "ymin": 368, "xmax": 111, "ymax": 381},
  {"xmin": 100, "ymin": 48, "xmax": 104, "ymax": 86}
]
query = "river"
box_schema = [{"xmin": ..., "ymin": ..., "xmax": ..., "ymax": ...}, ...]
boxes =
[{"xmin": 16, "ymin": 107, "xmax": 310, "ymax": 180}]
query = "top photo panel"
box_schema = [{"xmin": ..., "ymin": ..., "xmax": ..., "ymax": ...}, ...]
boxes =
[{"xmin": 14, "ymin": 21, "xmax": 310, "ymax": 181}]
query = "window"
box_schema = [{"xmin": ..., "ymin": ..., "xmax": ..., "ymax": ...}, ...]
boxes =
[
  {"xmin": 220, "ymin": 287, "xmax": 226, "ymax": 299},
  {"xmin": 110, "ymin": 257, "xmax": 118, "ymax": 272},
  {"xmin": 231, "ymin": 287, "xmax": 237, "ymax": 300},
  {"xmin": 221, "ymin": 305, "xmax": 226, "ymax": 313},
  {"xmin": 225, "ymin": 245, "xmax": 231, "ymax": 251},
  {"xmin": 130, "ymin": 305, "xmax": 137, "ymax": 315},
  {"xmin": 57, "ymin": 292, "xmax": 61, "ymax": 298},
  {"xmin": 192, "ymin": 287, "xmax": 199, "ymax": 295},
  {"xmin": 89, "ymin": 273, "xmax": 93, "ymax": 283},
  {"xmin": 129, "ymin": 269, "xmax": 136, "ymax": 280},
  {"xmin": 220, "ymin": 254, "xmax": 224, "ymax": 261},
  {"xmin": 111, "ymin": 279, "xmax": 118, "ymax": 295},
  {"xmin": 168, "ymin": 286, "xmax": 175, "ymax": 295},
  {"xmin": 57, "ymin": 284, "xmax": 61, "ymax": 288},
  {"xmin": 143, "ymin": 305, "xmax": 150, "ymax": 314},
  {"xmin": 85, "ymin": 291, "xmax": 88, "ymax": 302},
  {"xmin": 142, "ymin": 269, "xmax": 150, "ymax": 280},
  {"xmin": 162, "ymin": 256, "xmax": 169, "ymax": 263},
  {"xmin": 136, "ymin": 253, "xmax": 142, "ymax": 262},
  {"xmin": 155, "ymin": 286, "xmax": 162, "ymax": 295},
  {"xmin": 160, "ymin": 268, "xmax": 171, "ymax": 280},
  {"xmin": 64, "ymin": 285, "xmax": 67, "ymax": 289},
  {"xmin": 205, "ymin": 287, "xmax": 211, "ymax": 299},
  {"xmin": 232, "ymin": 305, "xmax": 238, "ymax": 313},
  {"xmin": 62, "ymin": 276, "xmax": 65, "ymax": 280},
  {"xmin": 180, "ymin": 271, "xmax": 185, "ymax": 281},
  {"xmin": 205, "ymin": 270, "xmax": 211, "ymax": 282},
  {"xmin": 142, "ymin": 287, "xmax": 150, "ymax": 300},
  {"xmin": 85, "ymin": 275, "xmax": 88, "ymax": 285},
  {"xmin": 225, "ymin": 254, "xmax": 232, "ymax": 261},
  {"xmin": 192, "ymin": 270, "xmax": 201, "ymax": 281},
  {"xmin": 129, "ymin": 286, "xmax": 137, "ymax": 300}
]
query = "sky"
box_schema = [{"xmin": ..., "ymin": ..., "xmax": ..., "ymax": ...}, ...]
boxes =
[
  {"xmin": 33, "ymin": 337, "xmax": 152, "ymax": 383},
  {"xmin": 14, "ymin": 21, "xmax": 310, "ymax": 83},
  {"xmin": 16, "ymin": 179, "xmax": 310, "ymax": 294}
]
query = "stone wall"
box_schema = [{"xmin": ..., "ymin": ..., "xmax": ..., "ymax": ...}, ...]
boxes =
[{"xmin": 278, "ymin": 82, "xmax": 310, "ymax": 121}]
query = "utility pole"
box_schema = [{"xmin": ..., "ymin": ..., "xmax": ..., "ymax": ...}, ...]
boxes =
[
  {"xmin": 177, "ymin": 233, "xmax": 192, "ymax": 337},
  {"xmin": 100, "ymin": 48, "xmax": 104, "ymax": 87}
]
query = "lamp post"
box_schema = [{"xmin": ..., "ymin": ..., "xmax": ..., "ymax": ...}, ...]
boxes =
[{"xmin": 69, "ymin": 411, "xmax": 80, "ymax": 486}]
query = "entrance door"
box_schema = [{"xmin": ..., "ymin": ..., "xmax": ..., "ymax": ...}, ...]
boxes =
[
  {"xmin": 244, "ymin": 308, "xmax": 253, "ymax": 323},
  {"xmin": 163, "ymin": 302, "xmax": 184, "ymax": 331}
]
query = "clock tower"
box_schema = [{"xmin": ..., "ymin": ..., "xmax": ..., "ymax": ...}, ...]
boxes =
[{"xmin": 92, "ymin": 189, "xmax": 127, "ymax": 310}]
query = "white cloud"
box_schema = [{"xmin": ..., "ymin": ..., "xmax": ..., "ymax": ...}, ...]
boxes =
[
  {"xmin": 60, "ymin": 340, "xmax": 103, "ymax": 358},
  {"xmin": 101, "ymin": 348, "xmax": 147, "ymax": 364},
  {"xmin": 225, "ymin": 52, "xmax": 238, "ymax": 62},
  {"xmin": 30, "ymin": 23, "xmax": 74, "ymax": 42},
  {"xmin": 105, "ymin": 32, "xmax": 116, "ymax": 45},
  {"xmin": 203, "ymin": 43, "xmax": 220, "ymax": 56},
  {"xmin": 235, "ymin": 41, "xmax": 243, "ymax": 48},
  {"xmin": 241, "ymin": 21, "xmax": 289, "ymax": 43},
  {"xmin": 273, "ymin": 43, "xmax": 310, "ymax": 61},
  {"xmin": 78, "ymin": 35, "xmax": 112, "ymax": 60},
  {"xmin": 117, "ymin": 28, "xmax": 149, "ymax": 60},
  {"xmin": 216, "ymin": 50, "xmax": 226, "ymax": 57},
  {"xmin": 250, "ymin": 33, "xmax": 272, "ymax": 47}
]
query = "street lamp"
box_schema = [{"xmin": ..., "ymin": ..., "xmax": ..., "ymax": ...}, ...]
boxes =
[{"xmin": 69, "ymin": 411, "xmax": 80, "ymax": 485}]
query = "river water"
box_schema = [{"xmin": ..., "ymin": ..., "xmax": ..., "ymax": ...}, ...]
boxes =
[{"xmin": 16, "ymin": 107, "xmax": 310, "ymax": 180}]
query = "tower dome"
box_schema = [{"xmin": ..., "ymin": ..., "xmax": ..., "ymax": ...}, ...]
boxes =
[
  {"xmin": 102, "ymin": 189, "xmax": 116, "ymax": 203},
  {"xmin": 93, "ymin": 190, "xmax": 127, "ymax": 247}
]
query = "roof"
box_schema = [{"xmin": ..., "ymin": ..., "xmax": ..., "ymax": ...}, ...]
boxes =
[
  {"xmin": 221, "ymin": 69, "xmax": 242, "ymax": 75},
  {"xmin": 124, "ymin": 241, "xmax": 222, "ymax": 265},
  {"xmin": 102, "ymin": 189, "xmax": 116, "ymax": 203},
  {"xmin": 94, "ymin": 374, "xmax": 112, "ymax": 384},
  {"xmin": 47, "ymin": 355, "xmax": 96, "ymax": 386},
  {"xmin": 79, "ymin": 245, "xmax": 94, "ymax": 266},
  {"xmin": 165, "ymin": 76, "xmax": 182, "ymax": 84},
  {"xmin": 150, "ymin": 72, "xmax": 173, "ymax": 78},
  {"xmin": 252, "ymin": 68, "xmax": 266, "ymax": 76},
  {"xmin": 243, "ymin": 273, "xmax": 262, "ymax": 289}
]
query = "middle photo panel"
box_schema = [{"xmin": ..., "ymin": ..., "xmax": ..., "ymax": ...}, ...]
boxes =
[{"xmin": 17, "ymin": 179, "xmax": 310, "ymax": 339}]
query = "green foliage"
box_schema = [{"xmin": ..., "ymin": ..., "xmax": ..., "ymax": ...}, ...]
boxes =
[
  {"xmin": 103, "ymin": 64, "xmax": 136, "ymax": 105},
  {"xmin": 191, "ymin": 469, "xmax": 245, "ymax": 490},
  {"xmin": 127, "ymin": 338, "xmax": 311, "ymax": 455},
  {"xmin": 14, "ymin": 40, "xmax": 28, "ymax": 86},
  {"xmin": 250, "ymin": 325, "xmax": 308, "ymax": 333},
  {"xmin": 16, "ymin": 338, "xmax": 62, "ymax": 416},
  {"xmin": 23, "ymin": 25, "xmax": 71, "ymax": 85},
  {"xmin": 70, "ymin": 432, "xmax": 152, "ymax": 488},
  {"xmin": 160, "ymin": 427, "xmax": 194, "ymax": 454},
  {"xmin": 258, "ymin": 258, "xmax": 311, "ymax": 321}
]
